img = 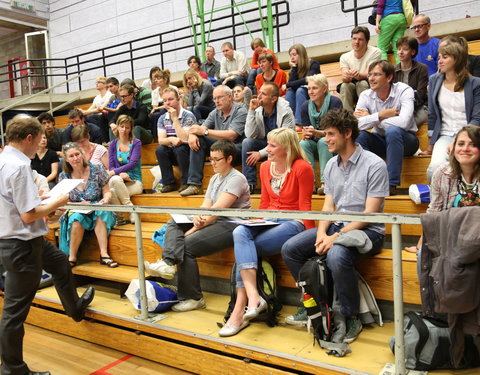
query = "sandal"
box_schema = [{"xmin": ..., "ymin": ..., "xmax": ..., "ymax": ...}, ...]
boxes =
[
  {"xmin": 100, "ymin": 256, "xmax": 118, "ymax": 268},
  {"xmin": 69, "ymin": 260, "xmax": 77, "ymax": 268}
]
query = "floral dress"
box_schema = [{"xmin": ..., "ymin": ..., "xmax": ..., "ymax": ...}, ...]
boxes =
[{"xmin": 58, "ymin": 162, "xmax": 115, "ymax": 255}]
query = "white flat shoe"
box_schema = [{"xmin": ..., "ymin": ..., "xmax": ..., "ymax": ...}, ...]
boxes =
[
  {"xmin": 243, "ymin": 297, "xmax": 267, "ymax": 321},
  {"xmin": 218, "ymin": 320, "xmax": 250, "ymax": 337}
]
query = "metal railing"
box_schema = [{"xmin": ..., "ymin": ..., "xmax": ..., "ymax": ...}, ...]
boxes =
[
  {"xmin": 63, "ymin": 202, "xmax": 421, "ymax": 375},
  {"xmin": 340, "ymin": 0, "xmax": 419, "ymax": 26},
  {"xmin": 0, "ymin": 1, "xmax": 290, "ymax": 95},
  {"xmin": 0, "ymin": 74, "xmax": 82, "ymax": 146}
]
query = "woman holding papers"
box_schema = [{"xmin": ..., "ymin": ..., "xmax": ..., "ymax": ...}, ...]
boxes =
[
  {"xmin": 108, "ymin": 115, "xmax": 143, "ymax": 225},
  {"xmin": 219, "ymin": 128, "xmax": 314, "ymax": 337},
  {"xmin": 144, "ymin": 140, "xmax": 251, "ymax": 312},
  {"xmin": 58, "ymin": 142, "xmax": 117, "ymax": 268}
]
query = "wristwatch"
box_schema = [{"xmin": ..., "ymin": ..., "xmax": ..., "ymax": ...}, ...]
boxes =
[{"xmin": 204, "ymin": 128, "xmax": 209, "ymax": 136}]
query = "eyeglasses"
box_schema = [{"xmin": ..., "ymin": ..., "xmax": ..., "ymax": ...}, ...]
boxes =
[
  {"xmin": 213, "ymin": 95, "xmax": 227, "ymax": 101},
  {"xmin": 119, "ymin": 94, "xmax": 131, "ymax": 98},
  {"xmin": 210, "ymin": 157, "xmax": 226, "ymax": 163},
  {"xmin": 62, "ymin": 142, "xmax": 80, "ymax": 152},
  {"xmin": 410, "ymin": 23, "xmax": 428, "ymax": 30}
]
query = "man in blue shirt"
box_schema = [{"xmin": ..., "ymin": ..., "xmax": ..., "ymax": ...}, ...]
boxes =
[{"xmin": 412, "ymin": 14, "xmax": 440, "ymax": 76}]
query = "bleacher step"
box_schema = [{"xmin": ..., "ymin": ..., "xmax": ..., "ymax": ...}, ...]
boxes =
[{"xmin": 72, "ymin": 261, "xmax": 147, "ymax": 284}]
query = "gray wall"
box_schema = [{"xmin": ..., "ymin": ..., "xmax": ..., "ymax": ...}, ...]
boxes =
[
  {"xmin": 0, "ymin": 32, "xmax": 27, "ymax": 100},
  {"xmin": 42, "ymin": 0, "xmax": 480, "ymax": 92}
]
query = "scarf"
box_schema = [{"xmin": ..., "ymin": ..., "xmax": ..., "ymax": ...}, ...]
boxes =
[{"xmin": 308, "ymin": 93, "xmax": 331, "ymax": 129}]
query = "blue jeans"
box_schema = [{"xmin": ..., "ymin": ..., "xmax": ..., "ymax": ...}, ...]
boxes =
[
  {"xmin": 356, "ymin": 127, "xmax": 419, "ymax": 186},
  {"xmin": 156, "ymin": 143, "xmax": 190, "ymax": 185},
  {"xmin": 189, "ymin": 105, "xmax": 214, "ymax": 121},
  {"xmin": 281, "ymin": 223, "xmax": 384, "ymax": 316},
  {"xmin": 233, "ymin": 219, "xmax": 305, "ymax": 288},
  {"xmin": 246, "ymin": 68, "xmax": 262, "ymax": 91},
  {"xmin": 187, "ymin": 136, "xmax": 242, "ymax": 185},
  {"xmin": 285, "ymin": 87, "xmax": 308, "ymax": 124},
  {"xmin": 241, "ymin": 138, "xmax": 267, "ymax": 185}
]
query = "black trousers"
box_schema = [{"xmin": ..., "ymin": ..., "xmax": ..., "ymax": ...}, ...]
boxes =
[{"xmin": 0, "ymin": 237, "xmax": 81, "ymax": 375}]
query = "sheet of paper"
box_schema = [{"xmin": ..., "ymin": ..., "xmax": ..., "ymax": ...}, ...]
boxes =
[
  {"xmin": 41, "ymin": 179, "xmax": 84, "ymax": 205},
  {"xmin": 171, "ymin": 214, "xmax": 194, "ymax": 224},
  {"xmin": 229, "ymin": 219, "xmax": 280, "ymax": 227}
]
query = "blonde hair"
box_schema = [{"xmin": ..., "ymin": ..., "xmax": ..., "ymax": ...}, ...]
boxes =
[
  {"xmin": 183, "ymin": 68, "xmax": 206, "ymax": 88},
  {"xmin": 114, "ymin": 115, "xmax": 134, "ymax": 141},
  {"xmin": 306, "ymin": 73, "xmax": 328, "ymax": 89},
  {"xmin": 267, "ymin": 128, "xmax": 306, "ymax": 170}
]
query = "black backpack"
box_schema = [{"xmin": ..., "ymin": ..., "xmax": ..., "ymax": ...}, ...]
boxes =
[
  {"xmin": 297, "ymin": 255, "xmax": 334, "ymax": 343},
  {"xmin": 223, "ymin": 258, "xmax": 282, "ymax": 327}
]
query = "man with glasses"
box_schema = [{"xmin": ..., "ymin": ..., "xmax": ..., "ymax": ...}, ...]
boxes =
[
  {"xmin": 110, "ymin": 84, "xmax": 152, "ymax": 144},
  {"xmin": 180, "ymin": 85, "xmax": 247, "ymax": 196},
  {"xmin": 242, "ymin": 82, "xmax": 295, "ymax": 193},
  {"xmin": 201, "ymin": 45, "xmax": 221, "ymax": 80},
  {"xmin": 411, "ymin": 14, "xmax": 440, "ymax": 76},
  {"xmin": 354, "ymin": 60, "xmax": 418, "ymax": 195}
]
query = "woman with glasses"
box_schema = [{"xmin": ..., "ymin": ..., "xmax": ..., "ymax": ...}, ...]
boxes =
[
  {"xmin": 426, "ymin": 41, "xmax": 480, "ymax": 181},
  {"xmin": 71, "ymin": 125, "xmax": 108, "ymax": 170},
  {"xmin": 108, "ymin": 115, "xmax": 143, "ymax": 225},
  {"xmin": 144, "ymin": 140, "xmax": 251, "ymax": 312},
  {"xmin": 59, "ymin": 142, "xmax": 117, "ymax": 268},
  {"xmin": 219, "ymin": 128, "xmax": 314, "ymax": 337}
]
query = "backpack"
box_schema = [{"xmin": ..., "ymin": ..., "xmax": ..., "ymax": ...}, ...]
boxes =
[
  {"xmin": 223, "ymin": 258, "xmax": 282, "ymax": 327},
  {"xmin": 389, "ymin": 311, "xmax": 480, "ymax": 370},
  {"xmin": 368, "ymin": 0, "xmax": 378, "ymax": 26},
  {"xmin": 297, "ymin": 255, "xmax": 334, "ymax": 343}
]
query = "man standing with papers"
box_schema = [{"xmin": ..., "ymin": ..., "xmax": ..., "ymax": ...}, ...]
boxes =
[{"xmin": 0, "ymin": 115, "xmax": 95, "ymax": 375}]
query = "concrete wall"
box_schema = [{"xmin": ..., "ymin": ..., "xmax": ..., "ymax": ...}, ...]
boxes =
[
  {"xmin": 45, "ymin": 0, "xmax": 480, "ymax": 93},
  {"xmin": 0, "ymin": 32, "xmax": 27, "ymax": 100}
]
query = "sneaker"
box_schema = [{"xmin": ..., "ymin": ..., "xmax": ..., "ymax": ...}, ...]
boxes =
[
  {"xmin": 179, "ymin": 184, "xmax": 203, "ymax": 196},
  {"xmin": 285, "ymin": 306, "xmax": 307, "ymax": 326},
  {"xmin": 114, "ymin": 212, "xmax": 128, "ymax": 226},
  {"xmin": 144, "ymin": 259, "xmax": 177, "ymax": 279},
  {"xmin": 344, "ymin": 316, "xmax": 363, "ymax": 343},
  {"xmin": 171, "ymin": 298, "xmax": 206, "ymax": 312},
  {"xmin": 178, "ymin": 184, "xmax": 189, "ymax": 193},
  {"xmin": 161, "ymin": 184, "xmax": 177, "ymax": 193}
]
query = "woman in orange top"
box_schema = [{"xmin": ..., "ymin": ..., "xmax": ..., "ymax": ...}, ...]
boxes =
[
  {"xmin": 247, "ymin": 37, "xmax": 280, "ymax": 91},
  {"xmin": 254, "ymin": 53, "xmax": 287, "ymax": 96},
  {"xmin": 219, "ymin": 128, "xmax": 314, "ymax": 337}
]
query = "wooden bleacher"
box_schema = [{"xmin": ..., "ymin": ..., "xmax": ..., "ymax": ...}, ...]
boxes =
[{"xmin": 47, "ymin": 38, "xmax": 480, "ymax": 310}]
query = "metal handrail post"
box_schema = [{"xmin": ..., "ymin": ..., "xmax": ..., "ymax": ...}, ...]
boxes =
[
  {"xmin": 133, "ymin": 210, "xmax": 149, "ymax": 320},
  {"xmin": 392, "ymin": 223, "xmax": 406, "ymax": 375}
]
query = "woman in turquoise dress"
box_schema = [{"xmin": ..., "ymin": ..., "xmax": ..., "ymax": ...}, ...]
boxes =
[{"xmin": 59, "ymin": 142, "xmax": 117, "ymax": 267}]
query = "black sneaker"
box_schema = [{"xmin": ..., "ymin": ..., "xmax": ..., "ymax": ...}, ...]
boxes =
[{"xmin": 344, "ymin": 316, "xmax": 362, "ymax": 343}]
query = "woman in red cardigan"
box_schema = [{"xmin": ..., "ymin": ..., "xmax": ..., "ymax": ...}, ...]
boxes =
[
  {"xmin": 255, "ymin": 53, "xmax": 287, "ymax": 96},
  {"xmin": 219, "ymin": 128, "xmax": 314, "ymax": 337}
]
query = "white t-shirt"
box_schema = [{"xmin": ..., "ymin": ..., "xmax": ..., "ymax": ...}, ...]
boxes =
[
  {"xmin": 92, "ymin": 90, "xmax": 112, "ymax": 107},
  {"xmin": 439, "ymin": 84, "xmax": 467, "ymax": 136},
  {"xmin": 340, "ymin": 46, "xmax": 382, "ymax": 74}
]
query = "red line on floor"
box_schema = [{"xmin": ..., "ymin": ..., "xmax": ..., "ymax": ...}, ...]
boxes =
[{"xmin": 90, "ymin": 354, "xmax": 134, "ymax": 375}]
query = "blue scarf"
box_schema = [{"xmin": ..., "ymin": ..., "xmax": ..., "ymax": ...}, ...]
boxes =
[{"xmin": 308, "ymin": 93, "xmax": 331, "ymax": 129}]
